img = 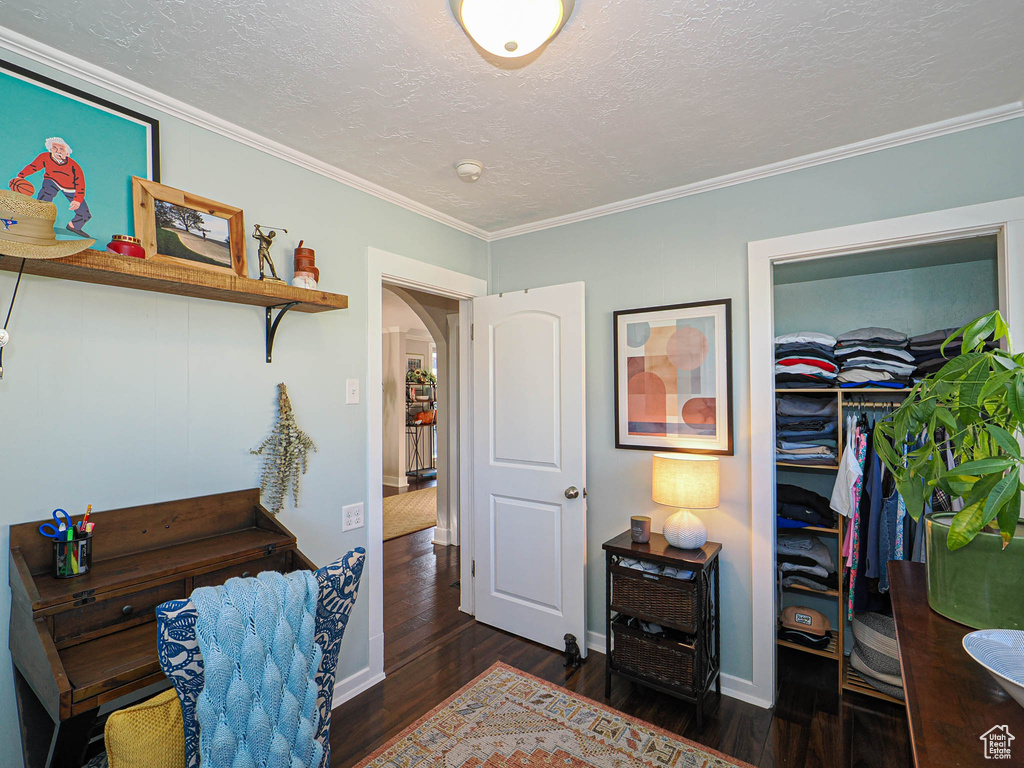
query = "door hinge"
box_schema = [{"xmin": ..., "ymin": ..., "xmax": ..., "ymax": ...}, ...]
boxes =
[
  {"xmin": 471, "ymin": 324, "xmax": 474, "ymax": 341},
  {"xmin": 471, "ymin": 559, "xmax": 476, "ymax": 577}
]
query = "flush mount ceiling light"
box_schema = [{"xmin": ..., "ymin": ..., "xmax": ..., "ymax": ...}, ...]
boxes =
[{"xmin": 450, "ymin": 0, "xmax": 575, "ymax": 58}]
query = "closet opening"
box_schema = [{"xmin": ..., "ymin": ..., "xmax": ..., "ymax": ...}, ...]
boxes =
[{"xmin": 770, "ymin": 234, "xmax": 1000, "ymax": 706}]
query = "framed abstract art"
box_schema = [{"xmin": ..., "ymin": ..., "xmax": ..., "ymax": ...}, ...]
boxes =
[
  {"xmin": 0, "ymin": 58, "xmax": 159, "ymax": 249},
  {"xmin": 614, "ymin": 299, "xmax": 733, "ymax": 454}
]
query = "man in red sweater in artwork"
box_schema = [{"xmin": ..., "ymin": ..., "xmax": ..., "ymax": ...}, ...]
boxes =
[{"xmin": 15, "ymin": 137, "xmax": 92, "ymax": 237}]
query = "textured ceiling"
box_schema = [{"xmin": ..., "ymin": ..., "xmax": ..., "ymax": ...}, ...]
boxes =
[{"xmin": 5, "ymin": 1, "xmax": 1024, "ymax": 233}]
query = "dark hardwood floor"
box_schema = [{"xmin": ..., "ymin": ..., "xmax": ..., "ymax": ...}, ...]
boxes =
[{"xmin": 331, "ymin": 527, "xmax": 911, "ymax": 768}]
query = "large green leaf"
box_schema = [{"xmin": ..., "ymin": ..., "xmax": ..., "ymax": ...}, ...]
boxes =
[
  {"xmin": 935, "ymin": 353, "xmax": 984, "ymax": 382},
  {"xmin": 982, "ymin": 467, "xmax": 1020, "ymax": 527},
  {"xmin": 959, "ymin": 359, "xmax": 992, "ymax": 411},
  {"xmin": 962, "ymin": 313, "xmax": 998, "ymax": 354},
  {"xmin": 950, "ymin": 456, "xmax": 1015, "ymax": 475},
  {"xmin": 960, "ymin": 472, "xmax": 1004, "ymax": 511},
  {"xmin": 897, "ymin": 475, "xmax": 926, "ymax": 519},
  {"xmin": 948, "ymin": 499, "xmax": 987, "ymax": 550},
  {"xmin": 1008, "ymin": 374, "xmax": 1024, "ymax": 426},
  {"xmin": 934, "ymin": 407, "xmax": 959, "ymax": 434},
  {"xmin": 996, "ymin": 491, "xmax": 1021, "ymax": 549},
  {"xmin": 950, "ymin": 456, "xmax": 1014, "ymax": 476},
  {"xmin": 980, "ymin": 369, "xmax": 1016, "ymax": 404},
  {"xmin": 984, "ymin": 423, "xmax": 1023, "ymax": 461}
]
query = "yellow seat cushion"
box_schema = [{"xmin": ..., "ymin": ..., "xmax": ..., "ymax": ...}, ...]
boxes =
[{"xmin": 104, "ymin": 688, "xmax": 186, "ymax": 768}]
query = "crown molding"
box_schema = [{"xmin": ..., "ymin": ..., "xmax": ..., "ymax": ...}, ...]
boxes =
[
  {"xmin": 488, "ymin": 102, "xmax": 1024, "ymax": 241},
  {"xmin": 4, "ymin": 25, "xmax": 1020, "ymax": 246},
  {"xmin": 0, "ymin": 25, "xmax": 491, "ymax": 242}
]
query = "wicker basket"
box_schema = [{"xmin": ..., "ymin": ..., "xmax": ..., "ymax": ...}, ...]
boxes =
[
  {"xmin": 611, "ymin": 620, "xmax": 702, "ymax": 694},
  {"xmin": 610, "ymin": 565, "xmax": 698, "ymax": 634}
]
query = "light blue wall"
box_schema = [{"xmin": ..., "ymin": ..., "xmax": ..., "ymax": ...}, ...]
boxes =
[
  {"xmin": 490, "ymin": 116, "xmax": 1024, "ymax": 684},
  {"xmin": 0, "ymin": 51, "xmax": 487, "ymax": 765},
  {"xmin": 774, "ymin": 259, "xmax": 1000, "ymax": 338}
]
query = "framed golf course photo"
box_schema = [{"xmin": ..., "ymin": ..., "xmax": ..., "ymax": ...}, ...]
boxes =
[
  {"xmin": 132, "ymin": 177, "xmax": 247, "ymax": 277},
  {"xmin": 1, "ymin": 59, "xmax": 160, "ymax": 249}
]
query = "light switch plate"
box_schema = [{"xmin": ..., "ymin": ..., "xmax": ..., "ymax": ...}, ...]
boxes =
[
  {"xmin": 346, "ymin": 379, "xmax": 359, "ymax": 404},
  {"xmin": 342, "ymin": 502, "xmax": 364, "ymax": 531}
]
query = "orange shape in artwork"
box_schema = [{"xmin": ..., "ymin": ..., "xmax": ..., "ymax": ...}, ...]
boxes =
[
  {"xmin": 681, "ymin": 397, "xmax": 716, "ymax": 425},
  {"xmin": 667, "ymin": 327, "xmax": 710, "ymax": 371},
  {"xmin": 628, "ymin": 372, "xmax": 666, "ymax": 423}
]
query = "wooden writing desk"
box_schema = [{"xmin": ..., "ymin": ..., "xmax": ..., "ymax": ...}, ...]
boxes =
[
  {"xmin": 888, "ymin": 561, "xmax": 1024, "ymax": 767},
  {"xmin": 9, "ymin": 489, "xmax": 315, "ymax": 768}
]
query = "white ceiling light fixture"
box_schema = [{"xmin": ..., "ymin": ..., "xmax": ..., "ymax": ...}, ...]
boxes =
[
  {"xmin": 456, "ymin": 159, "xmax": 484, "ymax": 182},
  {"xmin": 450, "ymin": 0, "xmax": 575, "ymax": 58}
]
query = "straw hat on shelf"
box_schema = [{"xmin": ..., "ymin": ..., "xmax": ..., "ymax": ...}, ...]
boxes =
[{"xmin": 0, "ymin": 189, "xmax": 95, "ymax": 260}]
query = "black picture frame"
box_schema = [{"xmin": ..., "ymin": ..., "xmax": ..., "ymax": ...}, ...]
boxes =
[
  {"xmin": 1, "ymin": 58, "xmax": 160, "ymax": 183},
  {"xmin": 613, "ymin": 298, "xmax": 734, "ymax": 455}
]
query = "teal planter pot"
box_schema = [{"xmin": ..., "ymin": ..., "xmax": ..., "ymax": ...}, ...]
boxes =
[{"xmin": 925, "ymin": 513, "xmax": 1024, "ymax": 630}]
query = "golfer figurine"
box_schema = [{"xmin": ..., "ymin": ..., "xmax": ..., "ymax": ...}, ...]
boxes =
[{"xmin": 253, "ymin": 224, "xmax": 286, "ymax": 281}]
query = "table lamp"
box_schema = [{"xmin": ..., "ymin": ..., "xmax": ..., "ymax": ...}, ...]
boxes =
[{"xmin": 652, "ymin": 453, "xmax": 719, "ymax": 549}]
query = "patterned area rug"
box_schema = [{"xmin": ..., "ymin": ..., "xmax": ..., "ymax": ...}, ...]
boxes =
[
  {"xmin": 383, "ymin": 487, "xmax": 437, "ymax": 541},
  {"xmin": 356, "ymin": 662, "xmax": 751, "ymax": 768}
]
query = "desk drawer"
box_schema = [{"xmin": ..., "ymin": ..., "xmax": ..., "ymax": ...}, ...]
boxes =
[
  {"xmin": 53, "ymin": 580, "xmax": 185, "ymax": 645},
  {"xmin": 192, "ymin": 550, "xmax": 293, "ymax": 589}
]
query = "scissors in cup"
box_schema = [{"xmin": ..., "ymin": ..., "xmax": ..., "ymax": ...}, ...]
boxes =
[{"xmin": 39, "ymin": 509, "xmax": 73, "ymax": 540}]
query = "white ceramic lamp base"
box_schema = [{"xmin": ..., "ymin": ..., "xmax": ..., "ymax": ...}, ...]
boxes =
[{"xmin": 663, "ymin": 508, "xmax": 707, "ymax": 549}]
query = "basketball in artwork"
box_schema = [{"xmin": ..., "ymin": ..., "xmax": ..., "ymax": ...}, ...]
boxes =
[{"xmin": 8, "ymin": 177, "xmax": 34, "ymax": 196}]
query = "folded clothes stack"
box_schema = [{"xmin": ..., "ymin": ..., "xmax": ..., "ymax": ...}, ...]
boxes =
[
  {"xmin": 849, "ymin": 612, "xmax": 904, "ymax": 700},
  {"xmin": 834, "ymin": 327, "xmax": 912, "ymax": 389},
  {"xmin": 778, "ymin": 605, "xmax": 833, "ymax": 650},
  {"xmin": 774, "ymin": 331, "xmax": 838, "ymax": 388},
  {"xmin": 777, "ymin": 534, "xmax": 837, "ymax": 591},
  {"xmin": 910, "ymin": 327, "xmax": 998, "ymax": 380},
  {"xmin": 776, "ymin": 395, "xmax": 838, "ymax": 465},
  {"xmin": 777, "ymin": 484, "xmax": 836, "ymax": 529}
]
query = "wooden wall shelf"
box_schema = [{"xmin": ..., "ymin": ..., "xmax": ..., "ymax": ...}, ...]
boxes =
[{"xmin": 0, "ymin": 249, "xmax": 348, "ymax": 313}]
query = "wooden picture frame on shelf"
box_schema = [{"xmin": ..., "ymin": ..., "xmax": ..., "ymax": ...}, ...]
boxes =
[{"xmin": 132, "ymin": 176, "xmax": 246, "ymax": 277}]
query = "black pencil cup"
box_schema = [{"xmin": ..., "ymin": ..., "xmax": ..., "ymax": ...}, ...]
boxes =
[{"xmin": 53, "ymin": 533, "xmax": 92, "ymax": 579}]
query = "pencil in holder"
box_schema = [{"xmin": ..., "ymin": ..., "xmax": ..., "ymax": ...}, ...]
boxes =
[{"xmin": 53, "ymin": 533, "xmax": 92, "ymax": 579}]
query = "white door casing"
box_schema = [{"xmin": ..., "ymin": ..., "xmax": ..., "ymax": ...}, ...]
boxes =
[{"xmin": 472, "ymin": 282, "xmax": 587, "ymax": 654}]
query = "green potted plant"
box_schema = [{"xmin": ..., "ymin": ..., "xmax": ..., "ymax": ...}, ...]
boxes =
[
  {"xmin": 406, "ymin": 368, "xmax": 437, "ymax": 385},
  {"xmin": 874, "ymin": 311, "xmax": 1023, "ymax": 629}
]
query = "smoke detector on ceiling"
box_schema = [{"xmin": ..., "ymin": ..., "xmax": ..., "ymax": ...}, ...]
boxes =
[{"xmin": 456, "ymin": 159, "xmax": 484, "ymax": 183}]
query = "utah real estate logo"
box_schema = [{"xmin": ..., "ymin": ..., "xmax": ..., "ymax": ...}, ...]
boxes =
[{"xmin": 980, "ymin": 725, "xmax": 1014, "ymax": 760}]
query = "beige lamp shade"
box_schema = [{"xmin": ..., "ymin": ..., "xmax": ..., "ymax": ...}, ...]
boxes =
[{"xmin": 652, "ymin": 453, "xmax": 720, "ymax": 509}]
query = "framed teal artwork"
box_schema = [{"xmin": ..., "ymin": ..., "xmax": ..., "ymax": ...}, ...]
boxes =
[{"xmin": 1, "ymin": 59, "xmax": 159, "ymax": 248}]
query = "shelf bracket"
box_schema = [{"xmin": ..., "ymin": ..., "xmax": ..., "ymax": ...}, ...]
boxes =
[{"xmin": 265, "ymin": 302, "xmax": 300, "ymax": 363}]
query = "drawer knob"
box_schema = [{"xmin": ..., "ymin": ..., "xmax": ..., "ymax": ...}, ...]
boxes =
[
  {"xmin": 241, "ymin": 571, "xmax": 251, "ymax": 578},
  {"xmin": 121, "ymin": 605, "xmax": 134, "ymax": 616}
]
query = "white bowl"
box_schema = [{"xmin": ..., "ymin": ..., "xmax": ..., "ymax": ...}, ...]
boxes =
[{"xmin": 963, "ymin": 629, "xmax": 1024, "ymax": 708}]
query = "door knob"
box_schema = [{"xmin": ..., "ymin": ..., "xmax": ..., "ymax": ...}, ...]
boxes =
[{"xmin": 565, "ymin": 486, "xmax": 580, "ymax": 499}]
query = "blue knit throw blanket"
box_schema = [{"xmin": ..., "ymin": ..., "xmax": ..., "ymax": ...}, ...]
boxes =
[{"xmin": 192, "ymin": 570, "xmax": 323, "ymax": 768}]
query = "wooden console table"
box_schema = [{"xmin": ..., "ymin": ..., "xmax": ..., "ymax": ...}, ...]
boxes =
[
  {"xmin": 602, "ymin": 532, "xmax": 721, "ymax": 730},
  {"xmin": 9, "ymin": 489, "xmax": 315, "ymax": 768},
  {"xmin": 889, "ymin": 561, "xmax": 1024, "ymax": 767}
]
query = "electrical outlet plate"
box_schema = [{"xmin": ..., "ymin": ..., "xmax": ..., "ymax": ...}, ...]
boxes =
[{"xmin": 342, "ymin": 502, "xmax": 364, "ymax": 531}]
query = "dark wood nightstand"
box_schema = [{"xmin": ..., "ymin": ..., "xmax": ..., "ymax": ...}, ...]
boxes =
[{"xmin": 602, "ymin": 531, "xmax": 722, "ymax": 730}]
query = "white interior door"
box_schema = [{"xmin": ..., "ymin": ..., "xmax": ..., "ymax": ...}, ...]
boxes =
[{"xmin": 472, "ymin": 282, "xmax": 587, "ymax": 655}]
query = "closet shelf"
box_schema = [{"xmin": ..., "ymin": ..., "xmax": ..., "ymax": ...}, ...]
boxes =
[
  {"xmin": 776, "ymin": 462, "xmax": 840, "ymax": 471},
  {"xmin": 774, "ymin": 387, "xmax": 912, "ymax": 394},
  {"xmin": 842, "ymin": 657, "xmax": 903, "ymax": 705},
  {"xmin": 786, "ymin": 525, "xmax": 839, "ymax": 535},
  {"xmin": 782, "ymin": 583, "xmax": 840, "ymax": 598},
  {"xmin": 776, "ymin": 633, "xmax": 838, "ymax": 660},
  {"xmin": 0, "ymin": 250, "xmax": 349, "ymax": 313}
]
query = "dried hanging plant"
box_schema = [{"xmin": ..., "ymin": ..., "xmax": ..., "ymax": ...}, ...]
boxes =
[{"xmin": 251, "ymin": 382, "xmax": 317, "ymax": 514}]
